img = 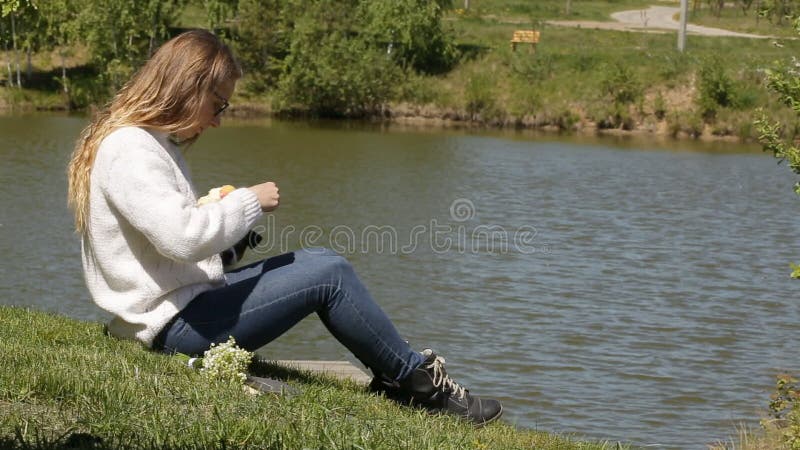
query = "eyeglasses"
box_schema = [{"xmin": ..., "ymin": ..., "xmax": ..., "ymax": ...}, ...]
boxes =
[{"xmin": 212, "ymin": 91, "xmax": 230, "ymax": 117}]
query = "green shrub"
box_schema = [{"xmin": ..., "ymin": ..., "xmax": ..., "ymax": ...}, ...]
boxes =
[
  {"xmin": 234, "ymin": 0, "xmax": 287, "ymax": 93},
  {"xmin": 653, "ymin": 91, "xmax": 667, "ymax": 120},
  {"xmin": 601, "ymin": 62, "xmax": 642, "ymax": 106},
  {"xmin": 1, "ymin": 86, "xmax": 65, "ymax": 111},
  {"xmin": 736, "ymin": 85, "xmax": 760, "ymax": 110},
  {"xmin": 765, "ymin": 374, "xmax": 800, "ymax": 449},
  {"xmin": 275, "ymin": 32, "xmax": 401, "ymax": 117},
  {"xmin": 510, "ymin": 52, "xmax": 555, "ymax": 80},
  {"xmin": 397, "ymin": 71, "xmax": 441, "ymax": 104},
  {"xmin": 754, "ymin": 57, "xmax": 800, "ymax": 195},
  {"xmin": 508, "ymin": 80, "xmax": 542, "ymax": 118},
  {"xmin": 658, "ymin": 53, "xmax": 694, "ymax": 84},
  {"xmin": 738, "ymin": 119, "xmax": 754, "ymax": 140},
  {"xmin": 668, "ymin": 110, "xmax": 704, "ymax": 138},
  {"xmin": 541, "ymin": 105, "xmax": 579, "ymax": 131},
  {"xmin": 710, "ymin": 122, "xmax": 734, "ymax": 136},
  {"xmin": 594, "ymin": 103, "xmax": 635, "ymax": 130},
  {"xmin": 697, "ymin": 58, "xmax": 740, "ymax": 120},
  {"xmin": 464, "ymin": 73, "xmax": 498, "ymax": 120},
  {"xmin": 358, "ymin": 0, "xmax": 459, "ymax": 74},
  {"xmin": 568, "ymin": 53, "xmax": 602, "ymax": 73}
]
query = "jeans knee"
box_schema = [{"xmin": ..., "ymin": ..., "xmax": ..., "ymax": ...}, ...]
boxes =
[
  {"xmin": 303, "ymin": 247, "xmax": 353, "ymax": 275},
  {"xmin": 305, "ymin": 247, "xmax": 342, "ymax": 258}
]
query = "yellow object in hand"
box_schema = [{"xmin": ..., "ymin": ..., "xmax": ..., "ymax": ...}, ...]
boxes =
[{"xmin": 198, "ymin": 185, "xmax": 236, "ymax": 205}]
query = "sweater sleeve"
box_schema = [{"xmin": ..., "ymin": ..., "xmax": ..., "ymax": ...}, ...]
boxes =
[{"xmin": 99, "ymin": 132, "xmax": 263, "ymax": 263}]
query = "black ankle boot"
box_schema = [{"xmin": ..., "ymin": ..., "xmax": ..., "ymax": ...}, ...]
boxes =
[
  {"xmin": 369, "ymin": 372, "xmax": 408, "ymax": 403},
  {"xmin": 397, "ymin": 349, "xmax": 503, "ymax": 427}
]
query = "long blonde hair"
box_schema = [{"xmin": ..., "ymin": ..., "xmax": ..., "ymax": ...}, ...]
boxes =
[{"xmin": 67, "ymin": 29, "xmax": 242, "ymax": 235}]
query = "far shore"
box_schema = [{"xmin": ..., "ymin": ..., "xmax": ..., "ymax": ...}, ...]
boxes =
[
  {"xmin": 214, "ymin": 101, "xmax": 762, "ymax": 146},
  {"xmin": 0, "ymin": 95, "xmax": 762, "ymax": 148}
]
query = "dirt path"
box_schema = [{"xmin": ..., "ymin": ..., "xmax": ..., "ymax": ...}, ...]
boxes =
[{"xmin": 548, "ymin": 5, "xmax": 771, "ymax": 39}]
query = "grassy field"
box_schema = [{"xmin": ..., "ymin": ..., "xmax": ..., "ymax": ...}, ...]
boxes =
[
  {"xmin": 448, "ymin": 0, "xmax": 654, "ymax": 22},
  {"xmin": 0, "ymin": 306, "xmax": 628, "ymax": 450},
  {"xmin": 688, "ymin": 5, "xmax": 800, "ymax": 38},
  {"xmin": 388, "ymin": 2, "xmax": 800, "ymax": 140}
]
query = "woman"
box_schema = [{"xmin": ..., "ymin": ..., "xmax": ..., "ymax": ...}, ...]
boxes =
[{"xmin": 66, "ymin": 29, "xmax": 502, "ymax": 426}]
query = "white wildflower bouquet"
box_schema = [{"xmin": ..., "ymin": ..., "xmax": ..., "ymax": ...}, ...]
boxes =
[
  {"xmin": 183, "ymin": 336, "xmax": 253, "ymax": 384},
  {"xmin": 202, "ymin": 336, "xmax": 253, "ymax": 383}
]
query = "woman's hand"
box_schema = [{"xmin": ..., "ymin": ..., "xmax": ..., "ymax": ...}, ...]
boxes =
[{"xmin": 248, "ymin": 182, "xmax": 280, "ymax": 212}]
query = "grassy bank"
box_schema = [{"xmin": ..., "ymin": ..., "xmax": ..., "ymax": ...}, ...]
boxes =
[
  {"xmin": 225, "ymin": 20, "xmax": 799, "ymax": 143},
  {"xmin": 0, "ymin": 306, "xmax": 623, "ymax": 450},
  {"xmin": 709, "ymin": 424, "xmax": 787, "ymax": 450},
  {"xmin": 387, "ymin": 9, "xmax": 800, "ymax": 141}
]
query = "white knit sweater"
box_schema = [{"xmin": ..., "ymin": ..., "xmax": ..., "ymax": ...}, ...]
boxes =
[{"xmin": 82, "ymin": 126, "xmax": 263, "ymax": 347}]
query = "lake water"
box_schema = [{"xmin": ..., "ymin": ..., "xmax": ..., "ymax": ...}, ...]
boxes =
[{"xmin": 1, "ymin": 115, "xmax": 799, "ymax": 448}]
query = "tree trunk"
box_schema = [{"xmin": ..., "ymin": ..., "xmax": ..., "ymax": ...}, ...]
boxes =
[
  {"xmin": 26, "ymin": 46, "xmax": 32, "ymax": 82},
  {"xmin": 464, "ymin": 0, "xmax": 469, "ymax": 9},
  {"xmin": 60, "ymin": 49, "xmax": 69, "ymax": 110},
  {"xmin": 60, "ymin": 50, "xmax": 68, "ymax": 95},
  {"xmin": 566, "ymin": 0, "xmax": 571, "ymax": 15},
  {"xmin": 149, "ymin": 1, "xmax": 162, "ymax": 57},
  {"xmin": 11, "ymin": 12, "xmax": 21, "ymax": 88},
  {"xmin": 755, "ymin": 0, "xmax": 760, "ymax": 23},
  {"xmin": 1, "ymin": 18, "xmax": 11, "ymax": 86}
]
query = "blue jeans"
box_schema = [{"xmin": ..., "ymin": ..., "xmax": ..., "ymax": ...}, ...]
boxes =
[{"xmin": 153, "ymin": 248, "xmax": 424, "ymax": 381}]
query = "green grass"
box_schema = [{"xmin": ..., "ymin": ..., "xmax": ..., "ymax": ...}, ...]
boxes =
[
  {"xmin": 707, "ymin": 423, "xmax": 786, "ymax": 450},
  {"xmin": 0, "ymin": 86, "xmax": 66, "ymax": 112},
  {"xmin": 0, "ymin": 306, "xmax": 624, "ymax": 450},
  {"xmin": 688, "ymin": 6, "xmax": 800, "ymax": 38},
  {"xmin": 453, "ymin": 0, "xmax": 656, "ymax": 22},
  {"xmin": 400, "ymin": 8, "xmax": 800, "ymax": 139}
]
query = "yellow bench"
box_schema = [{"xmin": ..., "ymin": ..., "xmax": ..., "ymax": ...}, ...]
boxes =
[{"xmin": 510, "ymin": 30, "xmax": 540, "ymax": 52}]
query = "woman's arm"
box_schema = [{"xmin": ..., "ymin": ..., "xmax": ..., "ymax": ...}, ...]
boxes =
[{"xmin": 98, "ymin": 132, "xmax": 263, "ymax": 262}]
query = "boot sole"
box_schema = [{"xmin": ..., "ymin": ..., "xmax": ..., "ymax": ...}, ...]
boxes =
[
  {"xmin": 473, "ymin": 404, "xmax": 503, "ymax": 429},
  {"xmin": 372, "ymin": 388, "xmax": 504, "ymax": 428}
]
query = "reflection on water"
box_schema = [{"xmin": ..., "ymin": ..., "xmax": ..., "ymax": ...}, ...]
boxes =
[{"xmin": 1, "ymin": 114, "xmax": 797, "ymax": 448}]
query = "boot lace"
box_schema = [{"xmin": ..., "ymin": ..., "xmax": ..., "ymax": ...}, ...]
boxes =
[{"xmin": 423, "ymin": 349, "xmax": 467, "ymax": 399}]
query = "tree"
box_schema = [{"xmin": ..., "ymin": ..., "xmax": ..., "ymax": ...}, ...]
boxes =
[
  {"xmin": 0, "ymin": 13, "xmax": 11, "ymax": 85},
  {"xmin": 754, "ymin": 60, "xmax": 800, "ymax": 193},
  {"xmin": 739, "ymin": 0, "xmax": 756, "ymax": 14},
  {"xmin": 204, "ymin": 0, "xmax": 238, "ymax": 37},
  {"xmin": 35, "ymin": 0, "xmax": 78, "ymax": 101},
  {"xmin": 757, "ymin": 0, "xmax": 799, "ymax": 25},
  {"xmin": 357, "ymin": 0, "xmax": 458, "ymax": 74},
  {"xmin": 1, "ymin": 0, "xmax": 37, "ymax": 87},
  {"xmin": 234, "ymin": 0, "xmax": 286, "ymax": 91},
  {"xmin": 275, "ymin": 0, "xmax": 400, "ymax": 116},
  {"xmin": 74, "ymin": 0, "xmax": 184, "ymax": 92},
  {"xmin": 754, "ymin": 13, "xmax": 800, "ymax": 280},
  {"xmin": 707, "ymin": 0, "xmax": 726, "ymax": 17}
]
